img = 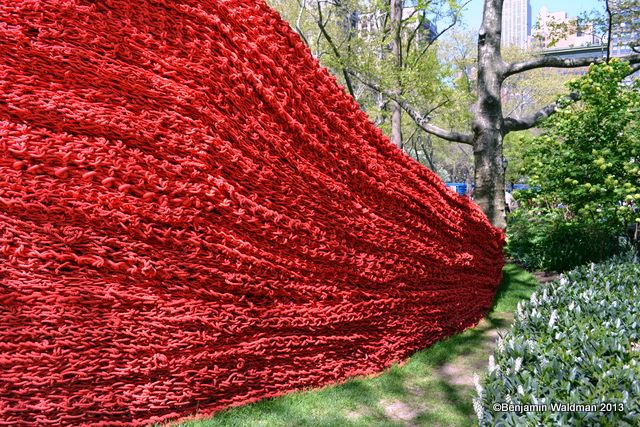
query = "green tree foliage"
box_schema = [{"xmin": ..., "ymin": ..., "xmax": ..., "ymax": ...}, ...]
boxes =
[
  {"xmin": 523, "ymin": 60, "xmax": 640, "ymax": 229},
  {"xmin": 507, "ymin": 60, "xmax": 639, "ymax": 271},
  {"xmin": 268, "ymin": 0, "xmax": 470, "ymax": 174}
]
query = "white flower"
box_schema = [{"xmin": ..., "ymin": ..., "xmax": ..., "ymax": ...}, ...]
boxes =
[
  {"xmin": 488, "ymin": 355, "xmax": 496, "ymax": 373},
  {"xmin": 530, "ymin": 292, "xmax": 538, "ymax": 306},
  {"xmin": 506, "ymin": 394, "xmax": 513, "ymax": 404},
  {"xmin": 514, "ymin": 357, "xmax": 523, "ymax": 372},
  {"xmin": 517, "ymin": 384, "xmax": 525, "ymax": 395},
  {"xmin": 497, "ymin": 337, "xmax": 505, "ymax": 353},
  {"xmin": 516, "ymin": 302, "xmax": 524, "ymax": 320},
  {"xmin": 474, "ymin": 373, "xmax": 484, "ymax": 396},
  {"xmin": 560, "ymin": 276, "xmax": 568, "ymax": 286},
  {"xmin": 548, "ymin": 310, "xmax": 558, "ymax": 328},
  {"xmin": 473, "ymin": 397, "xmax": 484, "ymax": 420}
]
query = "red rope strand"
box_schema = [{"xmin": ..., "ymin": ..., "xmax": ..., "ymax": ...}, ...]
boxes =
[{"xmin": 0, "ymin": 1, "xmax": 504, "ymax": 425}]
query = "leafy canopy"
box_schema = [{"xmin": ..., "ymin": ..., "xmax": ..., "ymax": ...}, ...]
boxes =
[{"xmin": 521, "ymin": 59, "xmax": 640, "ymax": 230}]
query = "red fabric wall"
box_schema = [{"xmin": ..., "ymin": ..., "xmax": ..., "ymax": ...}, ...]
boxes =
[{"xmin": 0, "ymin": 1, "xmax": 504, "ymax": 425}]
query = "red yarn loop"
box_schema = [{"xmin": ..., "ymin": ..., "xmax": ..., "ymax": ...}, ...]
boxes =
[{"xmin": 0, "ymin": 1, "xmax": 504, "ymax": 426}]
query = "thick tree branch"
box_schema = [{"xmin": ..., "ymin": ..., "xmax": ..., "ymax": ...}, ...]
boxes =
[
  {"xmin": 349, "ymin": 71, "xmax": 474, "ymax": 144},
  {"xmin": 503, "ymin": 93, "xmax": 579, "ymax": 132},
  {"xmin": 505, "ymin": 53, "xmax": 640, "ymax": 77},
  {"xmin": 504, "ymin": 58, "xmax": 640, "ymax": 132},
  {"xmin": 389, "ymin": 0, "xmax": 404, "ymax": 147}
]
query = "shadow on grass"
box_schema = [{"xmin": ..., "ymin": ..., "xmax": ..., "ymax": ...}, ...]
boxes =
[
  {"xmin": 491, "ymin": 263, "xmax": 539, "ymax": 313},
  {"xmin": 175, "ymin": 264, "xmax": 539, "ymax": 427}
]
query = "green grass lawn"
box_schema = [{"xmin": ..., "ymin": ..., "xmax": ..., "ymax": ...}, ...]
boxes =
[{"xmin": 173, "ymin": 264, "xmax": 539, "ymax": 427}]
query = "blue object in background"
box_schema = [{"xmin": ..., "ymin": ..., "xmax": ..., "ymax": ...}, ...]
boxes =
[
  {"xmin": 445, "ymin": 182, "xmax": 467, "ymax": 196},
  {"xmin": 444, "ymin": 182, "xmax": 531, "ymax": 196},
  {"xmin": 444, "ymin": 182, "xmax": 530, "ymax": 196}
]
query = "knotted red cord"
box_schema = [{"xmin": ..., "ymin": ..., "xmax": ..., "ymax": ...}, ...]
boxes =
[{"xmin": 0, "ymin": 1, "xmax": 504, "ymax": 425}]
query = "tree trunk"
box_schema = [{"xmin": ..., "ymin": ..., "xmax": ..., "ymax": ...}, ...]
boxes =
[
  {"xmin": 372, "ymin": 0, "xmax": 639, "ymax": 228},
  {"xmin": 391, "ymin": 103, "xmax": 402, "ymax": 147},
  {"xmin": 390, "ymin": 0, "xmax": 403, "ymax": 147},
  {"xmin": 421, "ymin": 136, "xmax": 436, "ymax": 171},
  {"xmin": 473, "ymin": 0, "xmax": 507, "ymax": 228},
  {"xmin": 473, "ymin": 131, "xmax": 506, "ymax": 228}
]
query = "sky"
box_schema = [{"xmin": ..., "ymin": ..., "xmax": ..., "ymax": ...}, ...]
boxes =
[{"xmin": 460, "ymin": 0, "xmax": 604, "ymax": 31}]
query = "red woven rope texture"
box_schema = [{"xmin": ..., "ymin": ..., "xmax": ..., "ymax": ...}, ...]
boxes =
[{"xmin": 0, "ymin": 1, "xmax": 505, "ymax": 425}]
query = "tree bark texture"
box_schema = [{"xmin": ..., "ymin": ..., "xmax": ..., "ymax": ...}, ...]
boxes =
[
  {"xmin": 474, "ymin": 0, "xmax": 507, "ymax": 228},
  {"xmin": 390, "ymin": 0, "xmax": 403, "ymax": 147}
]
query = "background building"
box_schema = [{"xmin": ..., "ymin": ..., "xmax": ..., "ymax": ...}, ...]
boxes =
[
  {"xmin": 502, "ymin": 0, "xmax": 532, "ymax": 48},
  {"xmin": 611, "ymin": 21, "xmax": 639, "ymax": 57},
  {"xmin": 356, "ymin": 1, "xmax": 438, "ymax": 44},
  {"xmin": 534, "ymin": 7, "xmax": 597, "ymax": 49}
]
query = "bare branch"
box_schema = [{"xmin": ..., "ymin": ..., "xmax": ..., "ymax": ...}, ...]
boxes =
[
  {"xmin": 405, "ymin": 12, "xmax": 424, "ymax": 58},
  {"xmin": 425, "ymin": 96, "xmax": 451, "ymax": 117},
  {"xmin": 315, "ymin": 2, "xmax": 356, "ymax": 98},
  {"xmin": 505, "ymin": 53, "xmax": 640, "ymax": 77},
  {"xmin": 349, "ymin": 71, "xmax": 474, "ymax": 144},
  {"xmin": 503, "ymin": 93, "xmax": 579, "ymax": 132},
  {"xmin": 410, "ymin": 0, "xmax": 472, "ymax": 68},
  {"xmin": 605, "ymin": 0, "xmax": 613, "ymax": 62},
  {"xmin": 294, "ymin": 0, "xmax": 310, "ymax": 46},
  {"xmin": 401, "ymin": 6, "xmax": 421, "ymax": 25},
  {"xmin": 504, "ymin": 53, "xmax": 640, "ymax": 132},
  {"xmin": 420, "ymin": 136, "xmax": 437, "ymax": 170}
]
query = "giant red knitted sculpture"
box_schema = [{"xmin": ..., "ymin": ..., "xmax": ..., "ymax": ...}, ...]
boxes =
[{"xmin": 0, "ymin": 1, "xmax": 504, "ymax": 425}]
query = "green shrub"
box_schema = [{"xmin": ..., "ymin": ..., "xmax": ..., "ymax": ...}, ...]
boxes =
[
  {"xmin": 520, "ymin": 60, "xmax": 640, "ymax": 231},
  {"xmin": 507, "ymin": 60, "xmax": 640, "ymax": 272},
  {"xmin": 474, "ymin": 256, "xmax": 640, "ymax": 426},
  {"xmin": 506, "ymin": 206, "xmax": 632, "ymax": 272}
]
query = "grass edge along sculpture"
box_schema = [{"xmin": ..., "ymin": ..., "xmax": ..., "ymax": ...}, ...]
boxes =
[{"xmin": 0, "ymin": 0, "xmax": 505, "ymax": 425}]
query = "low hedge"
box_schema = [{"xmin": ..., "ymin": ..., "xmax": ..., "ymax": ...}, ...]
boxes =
[
  {"xmin": 474, "ymin": 255, "xmax": 640, "ymax": 426},
  {"xmin": 506, "ymin": 207, "xmax": 631, "ymax": 272}
]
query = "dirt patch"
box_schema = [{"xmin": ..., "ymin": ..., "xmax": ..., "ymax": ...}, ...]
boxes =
[
  {"xmin": 379, "ymin": 399, "xmax": 426, "ymax": 423},
  {"xmin": 437, "ymin": 313, "xmax": 513, "ymax": 388},
  {"xmin": 344, "ymin": 409, "xmax": 366, "ymax": 420},
  {"xmin": 348, "ymin": 312, "xmax": 516, "ymax": 426},
  {"xmin": 532, "ymin": 271, "xmax": 561, "ymax": 284}
]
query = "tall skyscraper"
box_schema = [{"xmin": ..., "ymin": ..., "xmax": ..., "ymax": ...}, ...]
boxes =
[{"xmin": 501, "ymin": 0, "xmax": 532, "ymax": 48}]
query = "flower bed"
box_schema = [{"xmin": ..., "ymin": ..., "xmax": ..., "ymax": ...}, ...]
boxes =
[{"xmin": 475, "ymin": 255, "xmax": 640, "ymax": 426}]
